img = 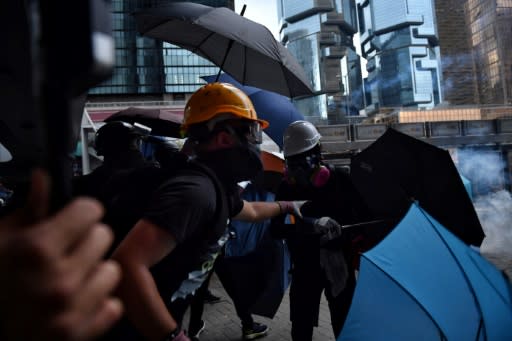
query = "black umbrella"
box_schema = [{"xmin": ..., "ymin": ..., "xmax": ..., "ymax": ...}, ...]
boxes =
[
  {"xmin": 105, "ymin": 107, "xmax": 182, "ymax": 137},
  {"xmin": 133, "ymin": 2, "xmax": 313, "ymax": 98},
  {"xmin": 350, "ymin": 128, "xmax": 485, "ymax": 246}
]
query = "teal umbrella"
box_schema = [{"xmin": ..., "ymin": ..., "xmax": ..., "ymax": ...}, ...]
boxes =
[{"xmin": 339, "ymin": 203, "xmax": 512, "ymax": 340}]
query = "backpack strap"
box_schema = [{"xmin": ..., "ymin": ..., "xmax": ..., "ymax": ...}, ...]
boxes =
[{"xmin": 182, "ymin": 159, "xmax": 230, "ymax": 240}]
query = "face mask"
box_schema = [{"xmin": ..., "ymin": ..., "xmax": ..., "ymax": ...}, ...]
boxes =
[
  {"xmin": 198, "ymin": 144, "xmax": 263, "ymax": 185},
  {"xmin": 284, "ymin": 154, "xmax": 330, "ymax": 188}
]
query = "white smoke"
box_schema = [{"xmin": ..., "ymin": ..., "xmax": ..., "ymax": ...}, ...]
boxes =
[
  {"xmin": 475, "ymin": 190, "xmax": 512, "ymax": 255},
  {"xmin": 457, "ymin": 150, "xmax": 505, "ymax": 193},
  {"xmin": 456, "ymin": 149, "xmax": 512, "ymax": 277}
]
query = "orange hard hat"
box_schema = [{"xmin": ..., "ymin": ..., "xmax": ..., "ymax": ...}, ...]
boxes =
[{"xmin": 182, "ymin": 82, "xmax": 269, "ymax": 133}]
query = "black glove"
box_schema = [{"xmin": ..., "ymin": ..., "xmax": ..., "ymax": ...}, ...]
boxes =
[{"xmin": 313, "ymin": 217, "xmax": 343, "ymax": 245}]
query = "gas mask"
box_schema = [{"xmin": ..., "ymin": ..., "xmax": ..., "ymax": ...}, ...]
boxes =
[{"xmin": 284, "ymin": 153, "xmax": 330, "ymax": 188}]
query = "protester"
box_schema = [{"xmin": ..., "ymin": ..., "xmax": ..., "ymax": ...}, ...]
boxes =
[
  {"xmin": 72, "ymin": 121, "xmax": 163, "ymax": 255},
  {"xmin": 152, "ymin": 139, "xmax": 225, "ymax": 338},
  {"xmin": 0, "ymin": 169, "xmax": 123, "ymax": 341},
  {"xmin": 73, "ymin": 121, "xmax": 152, "ymax": 199},
  {"xmin": 106, "ymin": 82, "xmax": 302, "ymax": 341},
  {"xmin": 152, "ymin": 138, "xmax": 184, "ymax": 169},
  {"xmin": 270, "ymin": 120, "xmax": 374, "ymax": 341}
]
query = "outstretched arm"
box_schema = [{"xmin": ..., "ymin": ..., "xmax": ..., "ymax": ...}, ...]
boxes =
[{"xmin": 234, "ymin": 200, "xmax": 306, "ymax": 222}]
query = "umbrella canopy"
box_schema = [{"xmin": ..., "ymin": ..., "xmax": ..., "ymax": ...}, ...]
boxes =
[
  {"xmin": 350, "ymin": 128, "xmax": 484, "ymax": 246},
  {"xmin": 203, "ymin": 73, "xmax": 304, "ymax": 148},
  {"xmin": 339, "ymin": 203, "xmax": 512, "ymax": 340},
  {"xmin": 104, "ymin": 107, "xmax": 182, "ymax": 137},
  {"xmin": 133, "ymin": 2, "xmax": 313, "ymax": 98}
]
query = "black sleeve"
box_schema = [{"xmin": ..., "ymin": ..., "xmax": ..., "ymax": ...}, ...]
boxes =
[
  {"xmin": 229, "ymin": 190, "xmax": 244, "ymax": 218},
  {"xmin": 142, "ymin": 172, "xmax": 217, "ymax": 243}
]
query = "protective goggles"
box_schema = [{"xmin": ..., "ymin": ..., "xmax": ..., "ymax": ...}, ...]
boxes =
[
  {"xmin": 285, "ymin": 153, "xmax": 321, "ymax": 170},
  {"xmin": 225, "ymin": 120, "xmax": 263, "ymax": 145}
]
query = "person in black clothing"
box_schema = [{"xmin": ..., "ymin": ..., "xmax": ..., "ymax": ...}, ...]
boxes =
[
  {"xmin": 107, "ymin": 83, "xmax": 302, "ymax": 341},
  {"xmin": 151, "ymin": 138, "xmax": 184, "ymax": 169},
  {"xmin": 73, "ymin": 121, "xmax": 153, "ymax": 199},
  {"xmin": 270, "ymin": 120, "xmax": 374, "ymax": 341}
]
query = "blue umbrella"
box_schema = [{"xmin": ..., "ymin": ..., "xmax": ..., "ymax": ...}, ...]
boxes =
[
  {"xmin": 339, "ymin": 203, "xmax": 512, "ymax": 340},
  {"xmin": 202, "ymin": 73, "xmax": 304, "ymax": 148}
]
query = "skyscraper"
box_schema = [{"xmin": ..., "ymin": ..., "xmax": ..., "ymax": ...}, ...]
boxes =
[
  {"xmin": 89, "ymin": 0, "xmax": 234, "ymax": 101},
  {"xmin": 277, "ymin": 0, "xmax": 363, "ymax": 123},
  {"xmin": 463, "ymin": 0, "xmax": 512, "ymax": 105},
  {"xmin": 435, "ymin": 0, "xmax": 478, "ymax": 105},
  {"xmin": 358, "ymin": 0, "xmax": 442, "ymax": 112}
]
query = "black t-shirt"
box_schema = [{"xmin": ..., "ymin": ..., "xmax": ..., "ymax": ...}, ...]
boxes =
[
  {"xmin": 105, "ymin": 162, "xmax": 238, "ymax": 340},
  {"xmin": 145, "ymin": 169, "xmax": 235, "ymax": 304}
]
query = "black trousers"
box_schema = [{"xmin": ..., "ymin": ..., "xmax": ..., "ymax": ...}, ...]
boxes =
[{"xmin": 289, "ymin": 261, "xmax": 356, "ymax": 341}]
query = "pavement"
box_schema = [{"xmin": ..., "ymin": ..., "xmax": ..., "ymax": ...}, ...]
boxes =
[
  {"xmin": 182, "ymin": 272, "xmax": 335, "ymax": 341},
  {"xmin": 182, "ymin": 251, "xmax": 512, "ymax": 341}
]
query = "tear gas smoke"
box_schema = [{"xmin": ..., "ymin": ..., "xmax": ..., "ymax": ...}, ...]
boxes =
[{"xmin": 457, "ymin": 149, "xmax": 512, "ymax": 278}]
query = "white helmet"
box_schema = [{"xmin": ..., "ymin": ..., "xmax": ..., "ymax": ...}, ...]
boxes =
[{"xmin": 282, "ymin": 120, "xmax": 322, "ymax": 157}]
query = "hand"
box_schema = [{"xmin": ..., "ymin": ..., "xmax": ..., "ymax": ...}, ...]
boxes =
[
  {"xmin": 0, "ymin": 169, "xmax": 123, "ymax": 341},
  {"xmin": 172, "ymin": 330, "xmax": 191, "ymax": 341},
  {"xmin": 277, "ymin": 200, "xmax": 308, "ymax": 218},
  {"xmin": 313, "ymin": 217, "xmax": 343, "ymax": 245}
]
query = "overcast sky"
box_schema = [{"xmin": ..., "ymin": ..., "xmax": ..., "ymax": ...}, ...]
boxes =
[{"xmin": 235, "ymin": 0, "xmax": 279, "ymax": 39}]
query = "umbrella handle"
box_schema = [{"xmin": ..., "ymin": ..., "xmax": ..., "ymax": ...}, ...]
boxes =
[{"xmin": 215, "ymin": 4, "xmax": 247, "ymax": 82}]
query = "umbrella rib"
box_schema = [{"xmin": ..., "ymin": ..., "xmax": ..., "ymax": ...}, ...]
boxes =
[
  {"xmin": 361, "ymin": 253, "xmax": 448, "ymax": 339},
  {"xmin": 192, "ymin": 31, "xmax": 216, "ymax": 56},
  {"xmin": 466, "ymin": 249, "xmax": 512, "ymax": 306},
  {"xmin": 242, "ymin": 45, "xmax": 247, "ymax": 84},
  {"xmin": 419, "ymin": 208, "xmax": 488, "ymax": 335}
]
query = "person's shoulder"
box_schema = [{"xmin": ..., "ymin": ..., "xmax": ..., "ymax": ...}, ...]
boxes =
[{"xmin": 157, "ymin": 165, "xmax": 217, "ymax": 196}]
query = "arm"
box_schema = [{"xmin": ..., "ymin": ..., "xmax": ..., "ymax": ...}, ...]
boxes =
[
  {"xmin": 0, "ymin": 169, "xmax": 122, "ymax": 341},
  {"xmin": 233, "ymin": 200, "xmax": 281, "ymax": 222},
  {"xmin": 234, "ymin": 200, "xmax": 306, "ymax": 222},
  {"xmin": 111, "ymin": 219, "xmax": 179, "ymax": 341}
]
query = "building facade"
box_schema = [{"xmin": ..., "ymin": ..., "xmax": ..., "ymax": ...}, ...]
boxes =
[
  {"xmin": 463, "ymin": 0, "xmax": 512, "ymax": 105},
  {"xmin": 358, "ymin": 0, "xmax": 442, "ymax": 113},
  {"xmin": 89, "ymin": 0, "xmax": 234, "ymax": 102},
  {"xmin": 277, "ymin": 0, "xmax": 363, "ymax": 123},
  {"xmin": 435, "ymin": 0, "xmax": 478, "ymax": 105}
]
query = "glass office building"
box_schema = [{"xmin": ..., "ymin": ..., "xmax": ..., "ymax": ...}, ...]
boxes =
[
  {"xmin": 89, "ymin": 0, "xmax": 234, "ymax": 100},
  {"xmin": 464, "ymin": 0, "xmax": 512, "ymax": 105},
  {"xmin": 358, "ymin": 0, "xmax": 442, "ymax": 112},
  {"xmin": 277, "ymin": 0, "xmax": 363, "ymax": 123}
]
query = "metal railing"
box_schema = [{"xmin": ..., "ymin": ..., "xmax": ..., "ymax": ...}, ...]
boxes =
[{"xmin": 318, "ymin": 117, "xmax": 512, "ymax": 154}]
